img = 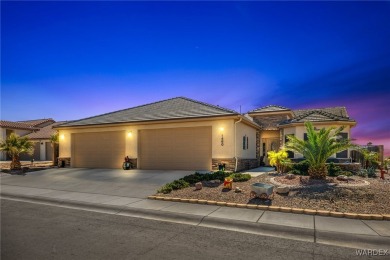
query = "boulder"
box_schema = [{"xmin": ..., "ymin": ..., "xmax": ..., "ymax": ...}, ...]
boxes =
[
  {"xmin": 195, "ymin": 182, "xmax": 203, "ymax": 190},
  {"xmin": 337, "ymin": 175, "xmax": 348, "ymax": 181},
  {"xmin": 286, "ymin": 174, "xmax": 296, "ymax": 180},
  {"xmin": 276, "ymin": 186, "xmax": 290, "ymax": 194},
  {"xmin": 202, "ymin": 179, "xmax": 221, "ymax": 187},
  {"xmin": 235, "ymin": 187, "xmax": 242, "ymax": 193}
]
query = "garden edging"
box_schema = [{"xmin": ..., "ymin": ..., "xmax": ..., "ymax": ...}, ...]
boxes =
[{"xmin": 147, "ymin": 195, "xmax": 390, "ymax": 221}]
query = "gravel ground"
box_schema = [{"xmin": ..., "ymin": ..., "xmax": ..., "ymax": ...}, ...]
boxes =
[{"xmin": 156, "ymin": 172, "xmax": 390, "ymax": 215}]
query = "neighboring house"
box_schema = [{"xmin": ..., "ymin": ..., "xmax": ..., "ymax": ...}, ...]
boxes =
[
  {"xmin": 247, "ymin": 105, "xmax": 357, "ymax": 165},
  {"xmin": 23, "ymin": 121, "xmax": 64, "ymax": 161},
  {"xmin": 351, "ymin": 144, "xmax": 384, "ymax": 164},
  {"xmin": 0, "ymin": 118, "xmax": 58, "ymax": 161},
  {"xmin": 0, "ymin": 120, "xmax": 40, "ymax": 160},
  {"xmin": 55, "ymin": 97, "xmax": 260, "ymax": 171}
]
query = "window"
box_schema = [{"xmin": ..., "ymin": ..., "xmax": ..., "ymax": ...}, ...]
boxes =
[
  {"xmin": 336, "ymin": 133, "xmax": 348, "ymax": 158},
  {"xmin": 243, "ymin": 135, "xmax": 249, "ymax": 150},
  {"xmin": 304, "ymin": 133, "xmax": 308, "ymax": 141},
  {"xmin": 262, "ymin": 143, "xmax": 266, "ymax": 156}
]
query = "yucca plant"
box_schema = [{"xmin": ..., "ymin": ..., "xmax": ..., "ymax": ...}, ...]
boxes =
[
  {"xmin": 267, "ymin": 148, "xmax": 290, "ymax": 173},
  {"xmin": 358, "ymin": 148, "xmax": 379, "ymax": 169},
  {"xmin": 0, "ymin": 133, "xmax": 34, "ymax": 170},
  {"xmin": 285, "ymin": 122, "xmax": 353, "ymax": 179}
]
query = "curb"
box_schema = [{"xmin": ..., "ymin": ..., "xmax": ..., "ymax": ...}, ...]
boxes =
[{"xmin": 147, "ymin": 196, "xmax": 389, "ymax": 221}]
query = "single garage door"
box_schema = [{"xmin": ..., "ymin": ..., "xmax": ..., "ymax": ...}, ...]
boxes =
[
  {"xmin": 72, "ymin": 131, "xmax": 125, "ymax": 168},
  {"xmin": 139, "ymin": 127, "xmax": 211, "ymax": 170}
]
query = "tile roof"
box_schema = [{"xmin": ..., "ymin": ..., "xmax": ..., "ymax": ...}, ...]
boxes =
[
  {"xmin": 18, "ymin": 118, "xmax": 55, "ymax": 127},
  {"xmin": 58, "ymin": 97, "xmax": 239, "ymax": 127},
  {"xmin": 249, "ymin": 105, "xmax": 291, "ymax": 113},
  {"xmin": 0, "ymin": 120, "xmax": 40, "ymax": 131},
  {"xmin": 26, "ymin": 122, "xmax": 65, "ymax": 139},
  {"xmin": 279, "ymin": 107, "xmax": 355, "ymax": 125}
]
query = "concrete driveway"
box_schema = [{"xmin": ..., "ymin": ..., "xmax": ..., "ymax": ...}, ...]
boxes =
[{"xmin": 0, "ymin": 168, "xmax": 193, "ymax": 198}]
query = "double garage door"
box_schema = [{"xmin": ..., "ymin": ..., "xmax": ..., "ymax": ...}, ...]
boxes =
[{"xmin": 72, "ymin": 127, "xmax": 211, "ymax": 170}]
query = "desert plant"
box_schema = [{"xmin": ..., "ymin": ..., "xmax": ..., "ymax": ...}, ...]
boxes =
[
  {"xmin": 339, "ymin": 171, "xmax": 353, "ymax": 177},
  {"xmin": 0, "ymin": 133, "xmax": 34, "ymax": 170},
  {"xmin": 366, "ymin": 167, "xmax": 377, "ymax": 178},
  {"xmin": 384, "ymin": 157, "xmax": 390, "ymax": 173},
  {"xmin": 229, "ymin": 173, "xmax": 251, "ymax": 182},
  {"xmin": 157, "ymin": 183, "xmax": 173, "ymax": 194},
  {"xmin": 327, "ymin": 162, "xmax": 342, "ymax": 177},
  {"xmin": 285, "ymin": 122, "xmax": 353, "ymax": 179},
  {"xmin": 170, "ymin": 179, "xmax": 190, "ymax": 190},
  {"xmin": 290, "ymin": 161, "xmax": 310, "ymax": 175},
  {"xmin": 50, "ymin": 132, "xmax": 59, "ymax": 166},
  {"xmin": 357, "ymin": 169, "xmax": 368, "ymax": 178},
  {"xmin": 267, "ymin": 149, "xmax": 291, "ymax": 173},
  {"xmin": 358, "ymin": 148, "xmax": 379, "ymax": 169}
]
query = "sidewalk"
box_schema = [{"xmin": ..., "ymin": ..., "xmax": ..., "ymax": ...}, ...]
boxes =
[{"xmin": 1, "ymin": 184, "xmax": 389, "ymax": 250}]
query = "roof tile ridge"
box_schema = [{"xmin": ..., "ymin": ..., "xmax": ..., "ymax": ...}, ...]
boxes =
[
  {"xmin": 249, "ymin": 104, "xmax": 290, "ymax": 112},
  {"xmin": 179, "ymin": 97, "xmax": 239, "ymax": 114}
]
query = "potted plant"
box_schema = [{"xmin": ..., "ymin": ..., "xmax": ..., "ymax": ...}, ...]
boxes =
[{"xmin": 123, "ymin": 156, "xmax": 132, "ymax": 170}]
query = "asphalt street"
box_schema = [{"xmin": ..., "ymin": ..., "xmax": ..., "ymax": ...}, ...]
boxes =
[{"xmin": 1, "ymin": 199, "xmax": 363, "ymax": 260}]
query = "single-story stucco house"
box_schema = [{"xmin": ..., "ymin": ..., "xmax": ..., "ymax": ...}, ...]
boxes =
[
  {"xmin": 0, "ymin": 118, "xmax": 59, "ymax": 161},
  {"xmin": 55, "ymin": 97, "xmax": 357, "ymax": 171}
]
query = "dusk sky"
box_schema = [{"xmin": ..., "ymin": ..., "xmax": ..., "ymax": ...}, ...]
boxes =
[{"xmin": 2, "ymin": 1, "xmax": 389, "ymax": 155}]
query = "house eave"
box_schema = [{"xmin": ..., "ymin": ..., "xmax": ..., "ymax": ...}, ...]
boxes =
[
  {"xmin": 278, "ymin": 120, "xmax": 357, "ymax": 128},
  {"xmin": 54, "ymin": 114, "xmax": 240, "ymax": 130}
]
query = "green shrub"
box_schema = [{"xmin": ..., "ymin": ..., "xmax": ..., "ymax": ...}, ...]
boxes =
[
  {"xmin": 289, "ymin": 169, "xmax": 302, "ymax": 175},
  {"xmin": 339, "ymin": 171, "xmax": 352, "ymax": 177},
  {"xmin": 290, "ymin": 161, "xmax": 309, "ymax": 175},
  {"xmin": 367, "ymin": 167, "xmax": 377, "ymax": 178},
  {"xmin": 327, "ymin": 162, "xmax": 342, "ymax": 177},
  {"xmin": 170, "ymin": 179, "xmax": 190, "ymax": 190},
  {"xmin": 211, "ymin": 171, "xmax": 231, "ymax": 181},
  {"xmin": 229, "ymin": 173, "xmax": 251, "ymax": 182},
  {"xmin": 182, "ymin": 173, "xmax": 203, "ymax": 184},
  {"xmin": 357, "ymin": 169, "xmax": 367, "ymax": 178},
  {"xmin": 157, "ymin": 184, "xmax": 173, "ymax": 194}
]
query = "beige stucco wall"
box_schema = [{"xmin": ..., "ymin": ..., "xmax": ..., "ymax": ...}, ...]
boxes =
[
  {"xmin": 235, "ymin": 122, "xmax": 257, "ymax": 159},
  {"xmin": 59, "ymin": 118, "xmax": 240, "ymax": 160}
]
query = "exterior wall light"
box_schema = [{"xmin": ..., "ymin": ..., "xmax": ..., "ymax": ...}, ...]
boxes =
[
  {"xmin": 219, "ymin": 127, "xmax": 224, "ymax": 146},
  {"xmin": 60, "ymin": 134, "xmax": 65, "ymax": 140},
  {"xmin": 127, "ymin": 131, "xmax": 133, "ymax": 137}
]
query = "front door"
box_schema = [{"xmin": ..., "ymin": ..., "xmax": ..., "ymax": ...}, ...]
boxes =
[{"xmin": 262, "ymin": 138, "xmax": 280, "ymax": 166}]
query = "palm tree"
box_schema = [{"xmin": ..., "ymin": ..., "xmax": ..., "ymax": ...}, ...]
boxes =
[
  {"xmin": 358, "ymin": 148, "xmax": 379, "ymax": 169},
  {"xmin": 0, "ymin": 133, "xmax": 34, "ymax": 170},
  {"xmin": 50, "ymin": 132, "xmax": 59, "ymax": 166},
  {"xmin": 285, "ymin": 122, "xmax": 353, "ymax": 179},
  {"xmin": 267, "ymin": 149, "xmax": 290, "ymax": 173}
]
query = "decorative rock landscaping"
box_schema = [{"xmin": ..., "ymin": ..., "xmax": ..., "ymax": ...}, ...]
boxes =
[{"xmin": 155, "ymin": 172, "xmax": 390, "ymax": 218}]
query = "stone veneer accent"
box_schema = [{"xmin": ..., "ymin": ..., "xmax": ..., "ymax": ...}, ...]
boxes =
[
  {"xmin": 58, "ymin": 157, "xmax": 71, "ymax": 167},
  {"xmin": 212, "ymin": 158, "xmax": 259, "ymax": 172},
  {"xmin": 256, "ymin": 131, "xmax": 261, "ymax": 159},
  {"xmin": 212, "ymin": 158, "xmax": 235, "ymax": 171},
  {"xmin": 334, "ymin": 163, "xmax": 361, "ymax": 172}
]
